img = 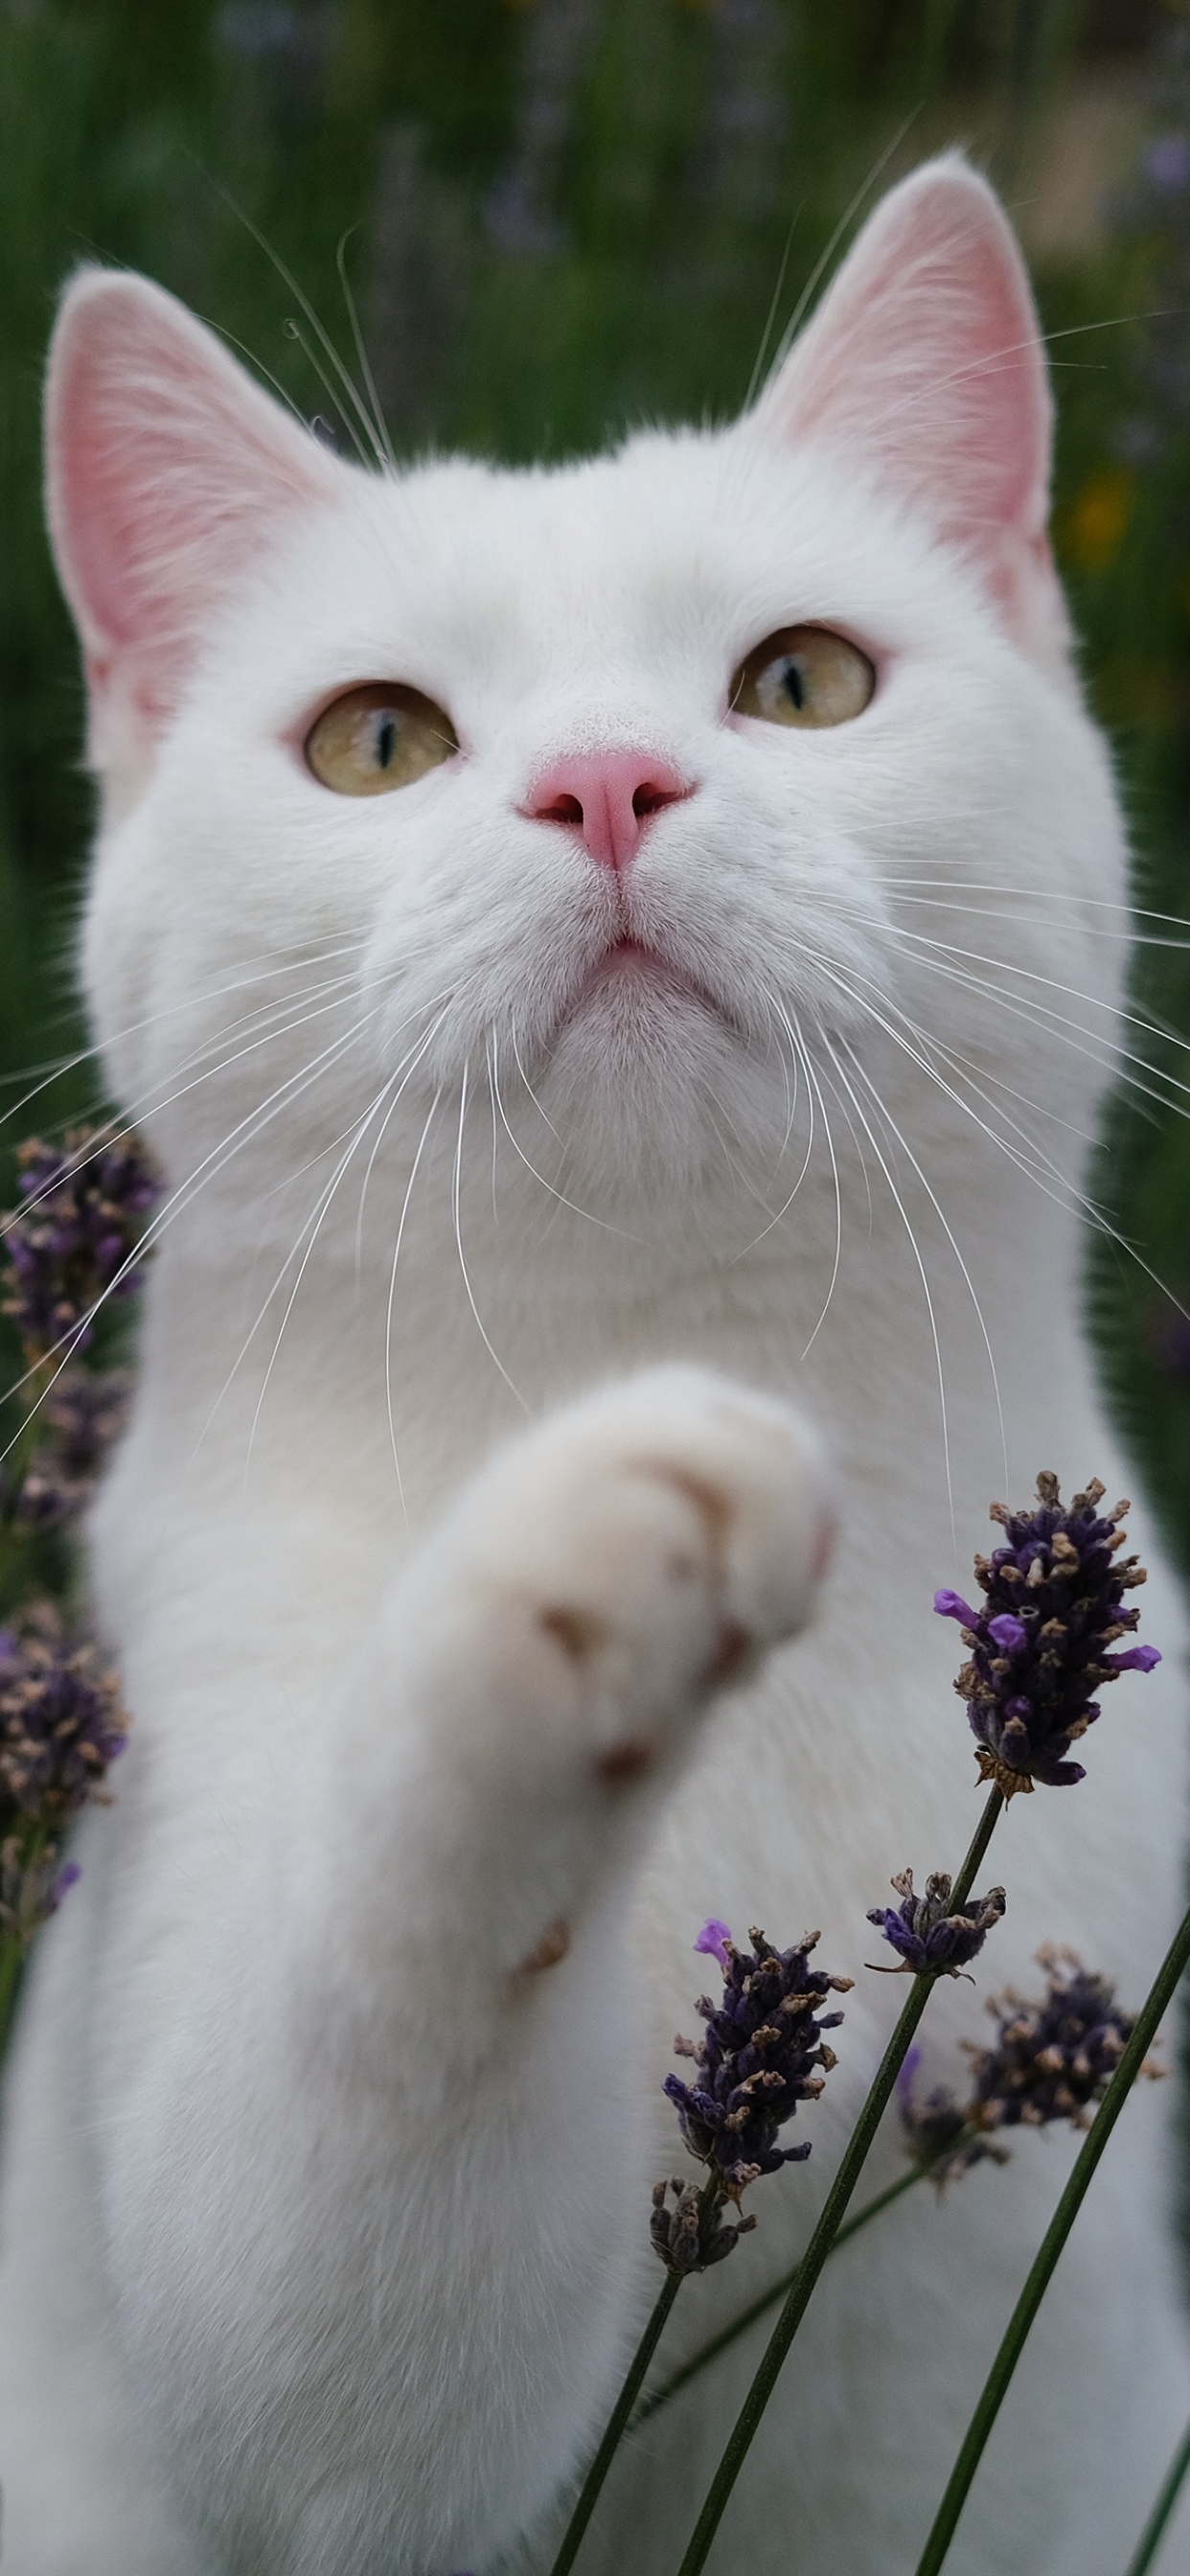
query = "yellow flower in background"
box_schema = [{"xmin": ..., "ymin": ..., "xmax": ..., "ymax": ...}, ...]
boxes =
[{"xmin": 1057, "ymin": 467, "xmax": 1135, "ymax": 573}]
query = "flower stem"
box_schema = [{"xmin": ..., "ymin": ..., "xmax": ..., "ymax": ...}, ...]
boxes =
[
  {"xmin": 544, "ymin": 2176, "xmax": 720, "ymax": 2576},
  {"xmin": 910, "ymin": 1894, "xmax": 1190, "ymax": 2576},
  {"xmin": 0, "ymin": 1932, "xmax": 24, "ymax": 2066},
  {"xmin": 636, "ymin": 2164, "xmax": 927, "ymax": 2425},
  {"xmin": 673, "ymin": 1786, "xmax": 1004, "ymax": 2576},
  {"xmin": 1124, "ymin": 2415, "xmax": 1190, "ymax": 2576}
]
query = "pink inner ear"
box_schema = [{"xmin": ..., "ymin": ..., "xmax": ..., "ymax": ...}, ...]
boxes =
[
  {"xmin": 755, "ymin": 157, "xmax": 1053, "ymax": 614},
  {"xmin": 46, "ymin": 268, "xmax": 340, "ymax": 730}
]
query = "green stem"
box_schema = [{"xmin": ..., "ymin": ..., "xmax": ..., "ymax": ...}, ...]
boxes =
[
  {"xmin": 674, "ymin": 1786, "xmax": 1005, "ymax": 2576},
  {"xmin": 636, "ymin": 2163, "xmax": 927, "ymax": 2426},
  {"xmin": 543, "ymin": 2177, "xmax": 719, "ymax": 2576},
  {"xmin": 911, "ymin": 1896, "xmax": 1190, "ymax": 2576},
  {"xmin": 0, "ymin": 1932, "xmax": 25, "ymax": 2066},
  {"xmin": 1124, "ymin": 2416, "xmax": 1190, "ymax": 2576}
]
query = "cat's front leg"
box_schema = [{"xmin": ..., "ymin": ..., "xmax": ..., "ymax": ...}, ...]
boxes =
[
  {"xmin": 204, "ymin": 1365, "xmax": 833, "ymax": 2572},
  {"xmin": 324, "ymin": 1362, "xmax": 833, "ymax": 1988}
]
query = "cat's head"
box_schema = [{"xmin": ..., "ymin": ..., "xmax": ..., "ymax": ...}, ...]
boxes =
[{"xmin": 45, "ymin": 155, "xmax": 1121, "ymax": 1223}]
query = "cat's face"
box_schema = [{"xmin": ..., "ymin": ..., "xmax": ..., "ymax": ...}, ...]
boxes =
[{"xmin": 46, "ymin": 155, "xmax": 1124, "ymax": 1223}]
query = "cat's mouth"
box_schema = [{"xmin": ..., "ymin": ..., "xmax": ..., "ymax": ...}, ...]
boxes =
[{"xmin": 564, "ymin": 936, "xmax": 728, "ymax": 1024}]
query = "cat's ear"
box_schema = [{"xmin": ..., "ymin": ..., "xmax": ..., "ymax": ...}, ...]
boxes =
[
  {"xmin": 752, "ymin": 156, "xmax": 1064, "ymax": 658},
  {"xmin": 45, "ymin": 266, "xmax": 342, "ymax": 788}
]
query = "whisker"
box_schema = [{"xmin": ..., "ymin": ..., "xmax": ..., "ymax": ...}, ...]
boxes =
[
  {"xmin": 819, "ymin": 1028, "xmax": 955, "ymax": 1533},
  {"xmin": 386, "ymin": 1086, "xmax": 443, "ymax": 1519},
  {"xmin": 488, "ymin": 1030, "xmax": 636, "ymax": 1238},
  {"xmin": 0, "ymin": 938, "xmax": 368, "ymax": 1144},
  {"xmin": 216, "ymin": 180, "xmax": 392, "ymax": 471},
  {"xmin": 0, "ymin": 1005, "xmax": 388, "ymax": 1448},
  {"xmin": 510, "ymin": 1019, "xmax": 561, "ymax": 1140},
  {"xmin": 886, "ymin": 942, "xmax": 1190, "ymax": 1131},
  {"xmin": 452, "ymin": 1060, "xmax": 529, "ymax": 1413},
  {"xmin": 354, "ymin": 1003, "xmax": 454, "ymax": 1278},
  {"xmin": 240, "ymin": 1082, "xmax": 400, "ymax": 1479},
  {"xmin": 335, "ymin": 231, "xmax": 398, "ymax": 472},
  {"xmin": 837, "ymin": 1029, "xmax": 1008, "ymax": 1491},
  {"xmin": 725, "ymin": 988, "xmax": 816, "ymax": 1257}
]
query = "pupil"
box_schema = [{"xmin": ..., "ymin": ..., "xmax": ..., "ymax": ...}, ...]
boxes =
[
  {"xmin": 376, "ymin": 713, "xmax": 397, "ymax": 770},
  {"xmin": 782, "ymin": 659, "xmax": 805, "ymax": 711}
]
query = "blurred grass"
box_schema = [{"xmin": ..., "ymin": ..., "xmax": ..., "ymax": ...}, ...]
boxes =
[{"xmin": 2, "ymin": 0, "xmax": 1190, "ymax": 1557}]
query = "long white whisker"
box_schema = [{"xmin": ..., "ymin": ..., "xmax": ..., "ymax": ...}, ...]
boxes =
[
  {"xmin": 386, "ymin": 1087, "xmax": 443, "ymax": 1520},
  {"xmin": 790, "ymin": 1016, "xmax": 843, "ymax": 1355},
  {"xmin": 838, "ymin": 1030, "xmax": 1008, "ymax": 1491},
  {"xmin": 0, "ymin": 970, "xmax": 371, "ymax": 1248},
  {"xmin": 240, "ymin": 1083, "xmax": 400, "ymax": 1479},
  {"xmin": 0, "ymin": 1006, "xmax": 387, "ymax": 1448},
  {"xmin": 490, "ymin": 1028, "xmax": 638, "ymax": 1238},
  {"xmin": 819, "ymin": 1028, "xmax": 955, "ymax": 1533},
  {"xmin": 452, "ymin": 1061, "xmax": 529, "ymax": 1412},
  {"xmin": 354, "ymin": 1004, "xmax": 454, "ymax": 1278},
  {"xmin": 510, "ymin": 1019, "xmax": 561, "ymax": 1139},
  {"xmin": 725, "ymin": 988, "xmax": 816, "ymax": 1254},
  {"xmin": 0, "ymin": 936, "xmax": 370, "ymax": 1138}
]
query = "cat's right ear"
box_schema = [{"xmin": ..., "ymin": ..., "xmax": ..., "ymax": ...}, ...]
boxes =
[{"xmin": 45, "ymin": 266, "xmax": 341, "ymax": 794}]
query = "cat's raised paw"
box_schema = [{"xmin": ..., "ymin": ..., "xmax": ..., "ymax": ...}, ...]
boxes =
[{"xmin": 438, "ymin": 1366, "xmax": 834, "ymax": 1790}]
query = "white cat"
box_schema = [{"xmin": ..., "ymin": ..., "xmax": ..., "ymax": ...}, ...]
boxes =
[{"xmin": 0, "ymin": 151, "xmax": 1186, "ymax": 2576}]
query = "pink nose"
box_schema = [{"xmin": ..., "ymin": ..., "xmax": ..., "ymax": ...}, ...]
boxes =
[{"xmin": 524, "ymin": 749, "xmax": 691, "ymax": 871}]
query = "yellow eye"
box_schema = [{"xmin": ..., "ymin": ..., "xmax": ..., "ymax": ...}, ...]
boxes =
[
  {"xmin": 304, "ymin": 683, "xmax": 459, "ymax": 794},
  {"xmin": 730, "ymin": 626, "xmax": 875, "ymax": 730}
]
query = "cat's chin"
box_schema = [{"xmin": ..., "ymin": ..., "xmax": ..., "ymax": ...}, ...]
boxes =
[{"xmin": 529, "ymin": 964, "xmax": 789, "ymax": 1214}]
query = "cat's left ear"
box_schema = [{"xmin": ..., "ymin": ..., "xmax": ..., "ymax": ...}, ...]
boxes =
[{"xmin": 752, "ymin": 155, "xmax": 1065, "ymax": 661}]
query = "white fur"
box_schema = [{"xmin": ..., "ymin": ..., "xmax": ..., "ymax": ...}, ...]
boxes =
[{"xmin": 0, "ymin": 157, "xmax": 1187, "ymax": 2575}]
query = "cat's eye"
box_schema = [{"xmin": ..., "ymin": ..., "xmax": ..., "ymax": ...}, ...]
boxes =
[
  {"xmin": 304, "ymin": 682, "xmax": 459, "ymax": 794},
  {"xmin": 729, "ymin": 625, "xmax": 876, "ymax": 730}
]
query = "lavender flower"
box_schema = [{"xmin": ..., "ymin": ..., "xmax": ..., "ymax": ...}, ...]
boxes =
[
  {"xmin": 895, "ymin": 1950, "xmax": 1157, "ymax": 2188},
  {"xmin": 2, "ymin": 1127, "xmax": 161, "ymax": 1363},
  {"xmin": 867, "ymin": 1869, "xmax": 1006, "ymax": 1979},
  {"xmin": 664, "ymin": 1924, "xmax": 851, "ymax": 2203},
  {"xmin": 895, "ymin": 2047, "xmax": 1008, "ymax": 2185},
  {"xmin": 935, "ymin": 1473, "xmax": 1158, "ymax": 1798},
  {"xmin": 12, "ymin": 1368, "xmax": 132, "ymax": 1530},
  {"xmin": 965, "ymin": 1947, "xmax": 1153, "ymax": 2133},
  {"xmin": 0, "ymin": 1602, "xmax": 126, "ymax": 1827},
  {"xmin": 651, "ymin": 2177, "xmax": 756, "ymax": 2276}
]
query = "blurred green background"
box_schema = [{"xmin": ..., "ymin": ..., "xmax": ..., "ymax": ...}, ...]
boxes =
[{"xmin": 2, "ymin": 0, "xmax": 1190, "ymax": 1549}]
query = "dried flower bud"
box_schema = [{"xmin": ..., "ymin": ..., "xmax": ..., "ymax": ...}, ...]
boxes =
[
  {"xmin": 866, "ymin": 1868, "xmax": 1006, "ymax": 1979},
  {"xmin": 650, "ymin": 2176, "xmax": 756, "ymax": 2274}
]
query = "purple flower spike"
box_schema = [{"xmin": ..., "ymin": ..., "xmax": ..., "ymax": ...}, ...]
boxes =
[
  {"xmin": 665, "ymin": 1925, "xmax": 852, "ymax": 2206},
  {"xmin": 966, "ymin": 1947, "xmax": 1158, "ymax": 2134},
  {"xmin": 2, "ymin": 1126, "xmax": 161, "ymax": 1363},
  {"xmin": 944, "ymin": 1473, "xmax": 1159, "ymax": 1799},
  {"xmin": 694, "ymin": 1918, "xmax": 733, "ymax": 1971},
  {"xmin": 868, "ymin": 1869, "xmax": 1005, "ymax": 1981},
  {"xmin": 0, "ymin": 1602, "xmax": 127, "ymax": 1827},
  {"xmin": 11, "ymin": 1367, "xmax": 133, "ymax": 1530}
]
